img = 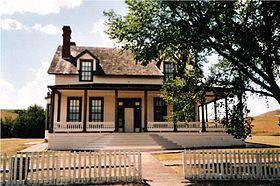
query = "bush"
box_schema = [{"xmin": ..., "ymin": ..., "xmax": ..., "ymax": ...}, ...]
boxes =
[{"xmin": 11, "ymin": 105, "xmax": 45, "ymax": 138}]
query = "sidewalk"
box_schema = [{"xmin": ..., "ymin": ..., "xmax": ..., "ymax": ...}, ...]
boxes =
[
  {"xmin": 141, "ymin": 152, "xmax": 189, "ymax": 186},
  {"xmin": 19, "ymin": 142, "xmax": 48, "ymax": 152}
]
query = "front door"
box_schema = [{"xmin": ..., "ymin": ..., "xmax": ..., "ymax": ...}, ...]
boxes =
[
  {"xmin": 118, "ymin": 98, "xmax": 141, "ymax": 132},
  {"xmin": 124, "ymin": 108, "xmax": 134, "ymax": 132}
]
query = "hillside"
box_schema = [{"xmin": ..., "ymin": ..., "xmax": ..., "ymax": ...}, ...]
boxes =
[
  {"xmin": 251, "ymin": 109, "xmax": 280, "ymax": 135},
  {"xmin": 0, "ymin": 109, "xmax": 19, "ymax": 121}
]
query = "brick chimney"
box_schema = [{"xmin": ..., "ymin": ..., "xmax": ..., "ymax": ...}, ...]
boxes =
[{"xmin": 62, "ymin": 26, "xmax": 71, "ymax": 59}]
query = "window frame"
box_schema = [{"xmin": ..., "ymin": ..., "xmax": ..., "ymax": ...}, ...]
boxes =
[
  {"xmin": 163, "ymin": 62, "xmax": 174, "ymax": 79},
  {"xmin": 66, "ymin": 97, "xmax": 82, "ymax": 122},
  {"xmin": 153, "ymin": 97, "xmax": 167, "ymax": 122},
  {"xmin": 89, "ymin": 97, "xmax": 104, "ymax": 122},
  {"xmin": 79, "ymin": 59, "xmax": 93, "ymax": 82}
]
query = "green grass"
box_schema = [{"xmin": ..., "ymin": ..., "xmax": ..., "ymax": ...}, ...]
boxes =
[{"xmin": 0, "ymin": 138, "xmax": 44, "ymax": 154}]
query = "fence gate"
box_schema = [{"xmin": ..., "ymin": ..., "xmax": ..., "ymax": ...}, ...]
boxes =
[
  {"xmin": 182, "ymin": 149, "xmax": 280, "ymax": 181},
  {"xmin": 1, "ymin": 150, "xmax": 142, "ymax": 185}
]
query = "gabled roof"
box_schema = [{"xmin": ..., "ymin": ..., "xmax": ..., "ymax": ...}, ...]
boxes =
[{"xmin": 48, "ymin": 46, "xmax": 163, "ymax": 76}]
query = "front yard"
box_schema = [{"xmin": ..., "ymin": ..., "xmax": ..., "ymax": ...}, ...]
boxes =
[{"xmin": 0, "ymin": 138, "xmax": 44, "ymax": 154}]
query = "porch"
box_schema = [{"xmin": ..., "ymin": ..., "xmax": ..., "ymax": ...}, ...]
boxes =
[{"xmin": 46, "ymin": 84, "xmax": 229, "ymax": 134}]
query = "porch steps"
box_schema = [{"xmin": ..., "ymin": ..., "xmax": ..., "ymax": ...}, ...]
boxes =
[
  {"xmin": 149, "ymin": 134, "xmax": 183, "ymax": 149},
  {"xmin": 73, "ymin": 133, "xmax": 183, "ymax": 151}
]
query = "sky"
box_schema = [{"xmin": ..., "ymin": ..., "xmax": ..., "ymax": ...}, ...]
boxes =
[{"xmin": 0, "ymin": 0, "xmax": 279, "ymax": 116}]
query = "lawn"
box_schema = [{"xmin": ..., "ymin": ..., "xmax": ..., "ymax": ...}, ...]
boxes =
[
  {"xmin": 245, "ymin": 135, "xmax": 280, "ymax": 147},
  {"xmin": 152, "ymin": 147, "xmax": 280, "ymax": 177},
  {"xmin": 0, "ymin": 138, "xmax": 44, "ymax": 154}
]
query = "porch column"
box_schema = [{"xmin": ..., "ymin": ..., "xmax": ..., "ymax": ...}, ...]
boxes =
[
  {"xmin": 197, "ymin": 105, "xmax": 200, "ymax": 122},
  {"xmin": 115, "ymin": 90, "xmax": 118, "ymax": 132},
  {"xmin": 83, "ymin": 89, "xmax": 88, "ymax": 132},
  {"xmin": 201, "ymin": 103, "xmax": 207, "ymax": 132},
  {"xmin": 57, "ymin": 91, "xmax": 61, "ymax": 122},
  {"xmin": 205, "ymin": 104, "xmax": 208, "ymax": 122},
  {"xmin": 225, "ymin": 96, "xmax": 229, "ymax": 123},
  {"xmin": 144, "ymin": 90, "xmax": 147, "ymax": 132},
  {"xmin": 214, "ymin": 100, "xmax": 217, "ymax": 121},
  {"xmin": 49, "ymin": 90, "xmax": 55, "ymax": 133}
]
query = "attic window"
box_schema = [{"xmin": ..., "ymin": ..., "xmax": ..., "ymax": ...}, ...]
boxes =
[
  {"xmin": 164, "ymin": 62, "xmax": 174, "ymax": 79},
  {"xmin": 79, "ymin": 60, "xmax": 93, "ymax": 81}
]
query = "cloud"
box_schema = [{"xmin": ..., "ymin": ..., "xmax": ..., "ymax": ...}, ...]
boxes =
[
  {"xmin": 0, "ymin": 18, "xmax": 28, "ymax": 30},
  {"xmin": 32, "ymin": 24, "xmax": 60, "ymax": 35},
  {"xmin": 0, "ymin": 0, "xmax": 82, "ymax": 16},
  {"xmin": 90, "ymin": 18, "xmax": 114, "ymax": 47},
  {"xmin": 0, "ymin": 62, "xmax": 54, "ymax": 109},
  {"xmin": 0, "ymin": 79, "xmax": 16, "ymax": 109},
  {"xmin": 0, "ymin": 18, "xmax": 61, "ymax": 35}
]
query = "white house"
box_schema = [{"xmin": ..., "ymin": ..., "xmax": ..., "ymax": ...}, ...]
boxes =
[{"xmin": 45, "ymin": 26, "xmax": 243, "ymax": 150}]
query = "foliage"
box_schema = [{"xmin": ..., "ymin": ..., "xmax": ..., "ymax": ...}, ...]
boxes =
[
  {"xmin": 0, "ymin": 117, "xmax": 14, "ymax": 138},
  {"xmin": 220, "ymin": 95, "xmax": 254, "ymax": 139},
  {"xmin": 1, "ymin": 105, "xmax": 46, "ymax": 138},
  {"xmin": 105, "ymin": 0, "xmax": 278, "ymax": 138},
  {"xmin": 12, "ymin": 105, "xmax": 45, "ymax": 138},
  {"xmin": 105, "ymin": 0, "xmax": 280, "ymax": 104}
]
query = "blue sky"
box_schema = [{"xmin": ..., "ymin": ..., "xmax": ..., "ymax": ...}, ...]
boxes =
[{"xmin": 0, "ymin": 0, "xmax": 279, "ymax": 116}]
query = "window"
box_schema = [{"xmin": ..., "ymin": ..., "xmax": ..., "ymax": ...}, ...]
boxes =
[
  {"xmin": 67, "ymin": 97, "xmax": 82, "ymax": 122},
  {"xmin": 80, "ymin": 60, "xmax": 93, "ymax": 81},
  {"xmin": 89, "ymin": 97, "xmax": 104, "ymax": 122},
  {"xmin": 154, "ymin": 98, "xmax": 167, "ymax": 122},
  {"xmin": 164, "ymin": 62, "xmax": 174, "ymax": 79}
]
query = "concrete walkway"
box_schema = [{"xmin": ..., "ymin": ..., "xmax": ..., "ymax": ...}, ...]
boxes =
[
  {"xmin": 19, "ymin": 142, "xmax": 48, "ymax": 152},
  {"xmin": 141, "ymin": 152, "xmax": 189, "ymax": 186}
]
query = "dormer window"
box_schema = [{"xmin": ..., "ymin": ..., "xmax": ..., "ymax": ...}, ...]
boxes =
[
  {"xmin": 164, "ymin": 62, "xmax": 174, "ymax": 79},
  {"xmin": 79, "ymin": 60, "xmax": 93, "ymax": 81}
]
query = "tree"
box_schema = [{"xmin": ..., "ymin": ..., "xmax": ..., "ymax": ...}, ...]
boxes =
[
  {"xmin": 105, "ymin": 0, "xmax": 280, "ymax": 104},
  {"xmin": 0, "ymin": 117, "xmax": 14, "ymax": 138},
  {"xmin": 12, "ymin": 105, "xmax": 45, "ymax": 138}
]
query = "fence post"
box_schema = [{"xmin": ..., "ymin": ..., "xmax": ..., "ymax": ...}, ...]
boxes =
[
  {"xmin": 3, "ymin": 153, "xmax": 6, "ymax": 184},
  {"xmin": 256, "ymin": 152, "xmax": 261, "ymax": 179},
  {"xmin": 138, "ymin": 151, "xmax": 142, "ymax": 181},
  {"xmin": 182, "ymin": 150, "xmax": 187, "ymax": 179},
  {"xmin": 114, "ymin": 150, "xmax": 117, "ymax": 180},
  {"xmin": 189, "ymin": 150, "xmax": 192, "ymax": 179},
  {"xmin": 267, "ymin": 149, "xmax": 272, "ymax": 178},
  {"xmin": 211, "ymin": 150, "xmax": 215, "ymax": 180}
]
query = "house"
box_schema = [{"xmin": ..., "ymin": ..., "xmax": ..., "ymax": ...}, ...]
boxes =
[{"xmin": 45, "ymin": 26, "xmax": 243, "ymax": 150}]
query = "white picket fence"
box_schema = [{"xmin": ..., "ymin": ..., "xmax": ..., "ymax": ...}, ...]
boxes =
[
  {"xmin": 182, "ymin": 149, "xmax": 280, "ymax": 180},
  {"xmin": 0, "ymin": 150, "xmax": 142, "ymax": 185}
]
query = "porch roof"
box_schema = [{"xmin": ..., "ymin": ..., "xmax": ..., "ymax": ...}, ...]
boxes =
[{"xmin": 48, "ymin": 83, "xmax": 162, "ymax": 91}]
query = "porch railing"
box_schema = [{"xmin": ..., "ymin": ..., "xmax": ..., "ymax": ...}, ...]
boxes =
[
  {"xmin": 87, "ymin": 122, "xmax": 115, "ymax": 132},
  {"xmin": 147, "ymin": 122, "xmax": 174, "ymax": 131},
  {"xmin": 147, "ymin": 122, "xmax": 224, "ymax": 132},
  {"xmin": 54, "ymin": 122, "xmax": 83, "ymax": 132}
]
